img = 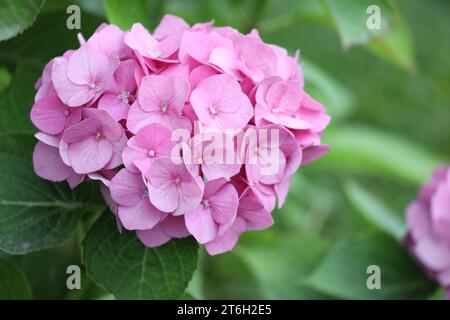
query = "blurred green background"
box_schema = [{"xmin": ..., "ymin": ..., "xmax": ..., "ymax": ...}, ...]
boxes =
[{"xmin": 0, "ymin": 0, "xmax": 449, "ymax": 299}]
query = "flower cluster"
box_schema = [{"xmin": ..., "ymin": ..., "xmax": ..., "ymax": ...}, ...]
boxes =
[
  {"xmin": 405, "ymin": 166, "xmax": 450, "ymax": 297},
  {"xmin": 31, "ymin": 15, "xmax": 330, "ymax": 255}
]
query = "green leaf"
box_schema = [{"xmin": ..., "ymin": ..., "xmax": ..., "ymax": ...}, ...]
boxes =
[
  {"xmin": 308, "ymin": 233, "xmax": 436, "ymax": 299},
  {"xmin": 320, "ymin": 126, "xmax": 444, "ymax": 185},
  {"xmin": 0, "ymin": 258, "xmax": 32, "ymax": 299},
  {"xmin": 0, "ymin": 134, "xmax": 101, "ymax": 254},
  {"xmin": 322, "ymin": 0, "xmax": 390, "ymax": 49},
  {"xmin": 0, "ymin": 64, "xmax": 39, "ymax": 135},
  {"xmin": 344, "ymin": 180, "xmax": 406, "ymax": 240},
  {"xmin": 103, "ymin": 0, "xmax": 151, "ymax": 30},
  {"xmin": 0, "ymin": 66, "xmax": 11, "ymax": 94},
  {"xmin": 322, "ymin": 0, "xmax": 416, "ymax": 71},
  {"xmin": 367, "ymin": 12, "xmax": 416, "ymax": 71},
  {"xmin": 83, "ymin": 213, "xmax": 198, "ymax": 299},
  {"xmin": 0, "ymin": 0, "xmax": 46, "ymax": 41}
]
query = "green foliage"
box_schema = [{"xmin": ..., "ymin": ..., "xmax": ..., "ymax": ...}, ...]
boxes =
[
  {"xmin": 83, "ymin": 213, "xmax": 199, "ymax": 299},
  {"xmin": 0, "ymin": 258, "xmax": 32, "ymax": 299},
  {"xmin": 308, "ymin": 233, "xmax": 436, "ymax": 299},
  {"xmin": 345, "ymin": 180, "xmax": 405, "ymax": 240},
  {"xmin": 0, "ymin": 0, "xmax": 46, "ymax": 41},
  {"xmin": 320, "ymin": 126, "xmax": 443, "ymax": 185},
  {"xmin": 0, "ymin": 134, "xmax": 103, "ymax": 254},
  {"xmin": 103, "ymin": 0, "xmax": 151, "ymax": 30}
]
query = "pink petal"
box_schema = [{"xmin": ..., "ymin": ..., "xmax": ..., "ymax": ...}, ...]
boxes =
[
  {"xmin": 204, "ymin": 217, "xmax": 246, "ymax": 255},
  {"xmin": 33, "ymin": 142, "xmax": 73, "ymax": 181},
  {"xmin": 30, "ymin": 96, "xmax": 69, "ymax": 135},
  {"xmin": 162, "ymin": 215, "xmax": 190, "ymax": 238},
  {"xmin": 137, "ymin": 225, "xmax": 171, "ymax": 247},
  {"xmin": 52, "ymin": 57, "xmax": 95, "ymax": 107},
  {"xmin": 118, "ymin": 198, "xmax": 162, "ymax": 231},
  {"xmin": 185, "ymin": 206, "xmax": 218, "ymax": 243},
  {"xmin": 98, "ymin": 93, "xmax": 130, "ymax": 121},
  {"xmin": 68, "ymin": 137, "xmax": 113, "ymax": 174},
  {"xmin": 125, "ymin": 23, "xmax": 161, "ymax": 58},
  {"xmin": 109, "ymin": 169, "xmax": 143, "ymax": 206}
]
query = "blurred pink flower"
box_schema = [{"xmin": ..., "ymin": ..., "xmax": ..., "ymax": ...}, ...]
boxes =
[{"xmin": 406, "ymin": 166, "xmax": 450, "ymax": 297}]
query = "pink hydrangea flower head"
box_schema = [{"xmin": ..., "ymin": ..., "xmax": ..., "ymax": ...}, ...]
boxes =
[{"xmin": 29, "ymin": 15, "xmax": 331, "ymax": 255}]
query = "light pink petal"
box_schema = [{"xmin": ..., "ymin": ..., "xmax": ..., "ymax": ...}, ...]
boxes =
[
  {"xmin": 204, "ymin": 217, "xmax": 246, "ymax": 255},
  {"xmin": 118, "ymin": 198, "xmax": 162, "ymax": 231},
  {"xmin": 82, "ymin": 108, "xmax": 123, "ymax": 141},
  {"xmin": 208, "ymin": 181, "xmax": 239, "ymax": 224},
  {"xmin": 302, "ymin": 144, "xmax": 330, "ymax": 165},
  {"xmin": 67, "ymin": 172, "xmax": 85, "ymax": 189},
  {"xmin": 414, "ymin": 238, "xmax": 450, "ymax": 271},
  {"xmin": 298, "ymin": 107, "xmax": 331, "ymax": 132},
  {"xmin": 68, "ymin": 137, "xmax": 113, "ymax": 174},
  {"xmin": 125, "ymin": 23, "xmax": 161, "ymax": 59},
  {"xmin": 179, "ymin": 31, "xmax": 233, "ymax": 64},
  {"xmin": 122, "ymin": 145, "xmax": 146, "ymax": 173},
  {"xmin": 30, "ymin": 96, "xmax": 68, "ymax": 135},
  {"xmin": 266, "ymin": 80, "xmax": 302, "ymax": 115},
  {"xmin": 138, "ymin": 75, "xmax": 174, "ymax": 112},
  {"xmin": 62, "ymin": 118, "xmax": 102, "ymax": 143},
  {"xmin": 114, "ymin": 59, "xmax": 138, "ymax": 92},
  {"xmin": 33, "ymin": 142, "xmax": 73, "ymax": 181},
  {"xmin": 274, "ymin": 176, "xmax": 291, "ymax": 208},
  {"xmin": 185, "ymin": 206, "xmax": 218, "ymax": 244},
  {"xmin": 137, "ymin": 225, "xmax": 171, "ymax": 247},
  {"xmin": 175, "ymin": 175, "xmax": 204, "ymax": 215},
  {"xmin": 52, "ymin": 57, "xmax": 95, "ymax": 107},
  {"xmin": 103, "ymin": 133, "xmax": 127, "ymax": 170},
  {"xmin": 431, "ymin": 182, "xmax": 450, "ymax": 240},
  {"xmin": 162, "ymin": 215, "xmax": 190, "ymax": 238},
  {"xmin": 148, "ymin": 182, "xmax": 179, "ymax": 213},
  {"xmin": 98, "ymin": 93, "xmax": 130, "ymax": 121},
  {"xmin": 239, "ymin": 188, "xmax": 274, "ymax": 231},
  {"xmin": 189, "ymin": 65, "xmax": 218, "ymax": 90},
  {"xmin": 109, "ymin": 168, "xmax": 144, "ymax": 206},
  {"xmin": 35, "ymin": 132, "xmax": 60, "ymax": 147}
]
